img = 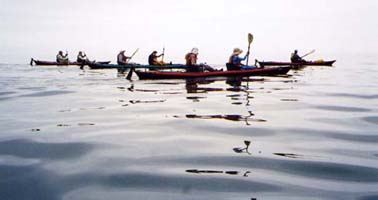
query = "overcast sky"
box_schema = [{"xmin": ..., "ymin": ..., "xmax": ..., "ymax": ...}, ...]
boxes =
[{"xmin": 0, "ymin": 0, "xmax": 377, "ymax": 64}]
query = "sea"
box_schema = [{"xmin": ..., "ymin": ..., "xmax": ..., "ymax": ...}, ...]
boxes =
[{"xmin": 0, "ymin": 52, "xmax": 377, "ymax": 200}]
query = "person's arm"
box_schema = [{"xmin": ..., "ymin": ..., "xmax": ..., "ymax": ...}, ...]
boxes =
[
  {"xmin": 242, "ymin": 52, "xmax": 249, "ymax": 60},
  {"xmin": 233, "ymin": 56, "xmax": 245, "ymax": 63}
]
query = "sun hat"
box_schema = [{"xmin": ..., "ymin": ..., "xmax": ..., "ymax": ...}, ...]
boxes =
[
  {"xmin": 233, "ymin": 48, "xmax": 243, "ymax": 55},
  {"xmin": 191, "ymin": 47, "xmax": 199, "ymax": 55}
]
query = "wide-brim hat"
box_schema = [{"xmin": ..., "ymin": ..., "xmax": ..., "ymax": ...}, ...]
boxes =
[
  {"xmin": 191, "ymin": 47, "xmax": 199, "ymax": 55},
  {"xmin": 233, "ymin": 48, "xmax": 243, "ymax": 55}
]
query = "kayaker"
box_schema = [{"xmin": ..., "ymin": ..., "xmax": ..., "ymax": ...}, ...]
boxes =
[
  {"xmin": 290, "ymin": 50, "xmax": 306, "ymax": 63},
  {"xmin": 56, "ymin": 51, "xmax": 69, "ymax": 63},
  {"xmin": 185, "ymin": 48, "xmax": 217, "ymax": 72},
  {"xmin": 228, "ymin": 48, "xmax": 255, "ymax": 70},
  {"xmin": 77, "ymin": 51, "xmax": 89, "ymax": 63},
  {"xmin": 117, "ymin": 50, "xmax": 132, "ymax": 65},
  {"xmin": 148, "ymin": 51, "xmax": 165, "ymax": 65}
]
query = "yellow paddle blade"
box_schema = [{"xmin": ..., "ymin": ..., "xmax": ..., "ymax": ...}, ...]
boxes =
[{"xmin": 248, "ymin": 33, "xmax": 253, "ymax": 44}]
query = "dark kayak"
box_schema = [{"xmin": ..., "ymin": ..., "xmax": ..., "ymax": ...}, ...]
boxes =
[
  {"xmin": 88, "ymin": 62, "xmax": 187, "ymax": 70},
  {"xmin": 88, "ymin": 62, "xmax": 188, "ymax": 74},
  {"xmin": 31, "ymin": 58, "xmax": 110, "ymax": 66},
  {"xmin": 257, "ymin": 60, "xmax": 336, "ymax": 68},
  {"xmin": 135, "ymin": 66, "xmax": 291, "ymax": 80}
]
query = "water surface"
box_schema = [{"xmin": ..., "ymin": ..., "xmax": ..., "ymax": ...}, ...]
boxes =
[{"xmin": 0, "ymin": 55, "xmax": 377, "ymax": 200}]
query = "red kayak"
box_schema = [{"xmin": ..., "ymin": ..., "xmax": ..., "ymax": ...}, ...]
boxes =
[
  {"xmin": 30, "ymin": 58, "xmax": 110, "ymax": 66},
  {"xmin": 257, "ymin": 60, "xmax": 336, "ymax": 68},
  {"xmin": 135, "ymin": 66, "xmax": 291, "ymax": 80}
]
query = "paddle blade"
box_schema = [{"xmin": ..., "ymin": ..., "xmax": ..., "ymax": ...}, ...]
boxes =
[
  {"xmin": 248, "ymin": 33, "xmax": 253, "ymax": 44},
  {"xmin": 126, "ymin": 67, "xmax": 134, "ymax": 80}
]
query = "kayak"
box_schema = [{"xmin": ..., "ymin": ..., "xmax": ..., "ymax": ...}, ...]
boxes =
[
  {"xmin": 88, "ymin": 62, "xmax": 188, "ymax": 74},
  {"xmin": 88, "ymin": 62, "xmax": 187, "ymax": 70},
  {"xmin": 135, "ymin": 66, "xmax": 291, "ymax": 80},
  {"xmin": 257, "ymin": 60, "xmax": 336, "ymax": 68},
  {"xmin": 31, "ymin": 58, "xmax": 110, "ymax": 66}
]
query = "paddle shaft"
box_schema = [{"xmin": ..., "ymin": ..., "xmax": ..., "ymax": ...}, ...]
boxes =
[
  {"xmin": 301, "ymin": 49, "xmax": 315, "ymax": 59},
  {"xmin": 129, "ymin": 48, "xmax": 139, "ymax": 61},
  {"xmin": 246, "ymin": 45, "xmax": 251, "ymax": 66},
  {"xmin": 162, "ymin": 47, "xmax": 165, "ymax": 61},
  {"xmin": 246, "ymin": 33, "xmax": 253, "ymax": 66},
  {"xmin": 125, "ymin": 48, "xmax": 139, "ymax": 80}
]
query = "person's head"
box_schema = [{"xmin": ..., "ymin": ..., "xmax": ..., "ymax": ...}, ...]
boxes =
[
  {"xmin": 294, "ymin": 50, "xmax": 298, "ymax": 54},
  {"xmin": 59, "ymin": 51, "xmax": 63, "ymax": 55},
  {"xmin": 233, "ymin": 48, "xmax": 243, "ymax": 55},
  {"xmin": 78, "ymin": 51, "xmax": 83, "ymax": 55},
  {"xmin": 152, "ymin": 51, "xmax": 157, "ymax": 55},
  {"xmin": 120, "ymin": 50, "xmax": 125, "ymax": 55},
  {"xmin": 191, "ymin": 47, "xmax": 199, "ymax": 55}
]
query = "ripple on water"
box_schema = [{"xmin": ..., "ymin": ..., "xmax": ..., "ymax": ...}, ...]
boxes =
[
  {"xmin": 323, "ymin": 92, "xmax": 378, "ymax": 99},
  {"xmin": 157, "ymin": 155, "xmax": 378, "ymax": 183},
  {"xmin": 19, "ymin": 90, "xmax": 75, "ymax": 97},
  {"xmin": 284, "ymin": 128, "xmax": 378, "ymax": 143},
  {"xmin": 362, "ymin": 116, "xmax": 378, "ymax": 125},
  {"xmin": 0, "ymin": 139, "xmax": 94, "ymax": 160},
  {"xmin": 0, "ymin": 91, "xmax": 17, "ymax": 96},
  {"xmin": 17, "ymin": 86, "xmax": 46, "ymax": 91},
  {"xmin": 359, "ymin": 195, "xmax": 378, "ymax": 200},
  {"xmin": 315, "ymin": 105, "xmax": 371, "ymax": 112}
]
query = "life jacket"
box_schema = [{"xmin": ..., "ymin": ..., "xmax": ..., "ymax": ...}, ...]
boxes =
[
  {"xmin": 291, "ymin": 53, "xmax": 302, "ymax": 62},
  {"xmin": 185, "ymin": 53, "xmax": 197, "ymax": 66},
  {"xmin": 118, "ymin": 53, "xmax": 127, "ymax": 63},
  {"xmin": 148, "ymin": 54, "xmax": 155, "ymax": 65},
  {"xmin": 229, "ymin": 55, "xmax": 241, "ymax": 66}
]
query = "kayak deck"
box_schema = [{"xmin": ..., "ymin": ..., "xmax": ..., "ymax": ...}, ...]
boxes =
[
  {"xmin": 88, "ymin": 62, "xmax": 187, "ymax": 70},
  {"xmin": 258, "ymin": 60, "xmax": 336, "ymax": 67},
  {"xmin": 31, "ymin": 59, "xmax": 110, "ymax": 66},
  {"xmin": 135, "ymin": 66, "xmax": 291, "ymax": 80}
]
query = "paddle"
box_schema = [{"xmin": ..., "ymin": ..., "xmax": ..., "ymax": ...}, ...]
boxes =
[
  {"xmin": 126, "ymin": 48, "xmax": 140, "ymax": 80},
  {"xmin": 246, "ymin": 33, "xmax": 254, "ymax": 66},
  {"xmin": 162, "ymin": 47, "xmax": 165, "ymax": 62},
  {"xmin": 30, "ymin": 58, "xmax": 34, "ymax": 66},
  {"xmin": 246, "ymin": 33, "xmax": 254, "ymax": 88},
  {"xmin": 301, "ymin": 49, "xmax": 315, "ymax": 59},
  {"xmin": 129, "ymin": 48, "xmax": 139, "ymax": 61}
]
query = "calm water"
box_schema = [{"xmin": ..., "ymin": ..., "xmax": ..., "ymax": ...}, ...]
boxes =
[{"xmin": 0, "ymin": 54, "xmax": 378, "ymax": 200}]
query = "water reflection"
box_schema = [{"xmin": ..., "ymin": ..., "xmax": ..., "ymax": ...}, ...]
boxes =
[
  {"xmin": 233, "ymin": 140, "xmax": 252, "ymax": 154},
  {"xmin": 129, "ymin": 99, "xmax": 166, "ymax": 104},
  {"xmin": 185, "ymin": 78, "xmax": 223, "ymax": 93},
  {"xmin": 273, "ymin": 153, "xmax": 304, "ymax": 159},
  {"xmin": 186, "ymin": 169, "xmax": 251, "ymax": 177},
  {"xmin": 174, "ymin": 113, "xmax": 266, "ymax": 125}
]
